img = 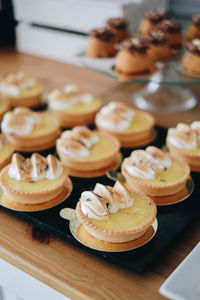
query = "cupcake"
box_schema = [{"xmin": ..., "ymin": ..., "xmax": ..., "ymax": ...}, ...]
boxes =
[
  {"xmin": 186, "ymin": 14, "xmax": 200, "ymax": 41},
  {"xmin": 86, "ymin": 27, "xmax": 117, "ymax": 58},
  {"xmin": 76, "ymin": 181, "xmax": 157, "ymax": 243},
  {"xmin": 121, "ymin": 146, "xmax": 190, "ymax": 197},
  {"xmin": 138, "ymin": 8, "xmax": 167, "ymax": 35},
  {"xmin": 95, "ymin": 102, "xmax": 155, "ymax": 147},
  {"xmin": 142, "ymin": 30, "xmax": 173, "ymax": 62},
  {"xmin": 167, "ymin": 122, "xmax": 200, "ymax": 171},
  {"xmin": 106, "ymin": 17, "xmax": 130, "ymax": 43},
  {"xmin": 47, "ymin": 84, "xmax": 102, "ymax": 127},
  {"xmin": 115, "ymin": 38, "xmax": 155, "ymax": 75},
  {"xmin": 0, "ymin": 71, "xmax": 44, "ymax": 108},
  {"xmin": 1, "ymin": 107, "xmax": 60, "ymax": 152},
  {"xmin": 182, "ymin": 39, "xmax": 200, "ymax": 75},
  {"xmin": 158, "ymin": 18, "xmax": 182, "ymax": 48},
  {"xmin": 0, "ymin": 153, "xmax": 70, "ymax": 207},
  {"xmin": 56, "ymin": 126, "xmax": 120, "ymax": 175}
]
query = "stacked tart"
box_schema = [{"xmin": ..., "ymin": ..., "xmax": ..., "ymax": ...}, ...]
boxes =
[
  {"xmin": 167, "ymin": 122, "xmax": 200, "ymax": 171},
  {"xmin": 56, "ymin": 126, "xmax": 120, "ymax": 175},
  {"xmin": 48, "ymin": 84, "xmax": 102, "ymax": 127},
  {"xmin": 122, "ymin": 146, "xmax": 190, "ymax": 196},
  {"xmin": 0, "ymin": 153, "xmax": 71, "ymax": 208},
  {"xmin": 95, "ymin": 102, "xmax": 155, "ymax": 147},
  {"xmin": 1, "ymin": 107, "xmax": 60, "ymax": 151},
  {"xmin": 76, "ymin": 181, "xmax": 157, "ymax": 243},
  {"xmin": 0, "ymin": 71, "xmax": 44, "ymax": 108}
]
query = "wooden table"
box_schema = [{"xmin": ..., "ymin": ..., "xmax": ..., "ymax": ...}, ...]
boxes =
[{"xmin": 0, "ymin": 49, "xmax": 200, "ymax": 300}]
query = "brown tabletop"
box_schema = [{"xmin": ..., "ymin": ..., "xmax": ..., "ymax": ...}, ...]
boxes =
[{"xmin": 0, "ymin": 49, "xmax": 200, "ymax": 300}]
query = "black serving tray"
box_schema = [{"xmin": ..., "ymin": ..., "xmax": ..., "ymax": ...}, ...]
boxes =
[{"xmin": 1, "ymin": 126, "xmax": 200, "ymax": 274}]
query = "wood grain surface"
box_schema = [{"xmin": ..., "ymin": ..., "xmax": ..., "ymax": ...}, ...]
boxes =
[{"xmin": 0, "ymin": 48, "xmax": 200, "ymax": 300}]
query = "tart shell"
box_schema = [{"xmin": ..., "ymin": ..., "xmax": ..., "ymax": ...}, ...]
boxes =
[
  {"xmin": 0, "ymin": 96, "xmax": 10, "ymax": 121},
  {"xmin": 121, "ymin": 155, "xmax": 190, "ymax": 197},
  {"xmin": 76, "ymin": 190, "xmax": 157, "ymax": 243}
]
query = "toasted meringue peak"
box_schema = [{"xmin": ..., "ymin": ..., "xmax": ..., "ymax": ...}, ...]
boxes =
[
  {"xmin": 8, "ymin": 153, "xmax": 63, "ymax": 181},
  {"xmin": 167, "ymin": 123, "xmax": 197, "ymax": 150},
  {"xmin": 124, "ymin": 146, "xmax": 172, "ymax": 180},
  {"xmin": 48, "ymin": 84, "xmax": 94, "ymax": 111},
  {"xmin": 1, "ymin": 107, "xmax": 41, "ymax": 136},
  {"xmin": 0, "ymin": 71, "xmax": 37, "ymax": 96},
  {"xmin": 96, "ymin": 102, "xmax": 135, "ymax": 131},
  {"xmin": 57, "ymin": 126, "xmax": 99, "ymax": 158},
  {"xmin": 80, "ymin": 181, "xmax": 134, "ymax": 220}
]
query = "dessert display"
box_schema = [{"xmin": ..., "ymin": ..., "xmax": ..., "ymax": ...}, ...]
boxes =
[
  {"xmin": 0, "ymin": 153, "xmax": 72, "ymax": 211},
  {"xmin": 56, "ymin": 126, "xmax": 120, "ymax": 176},
  {"xmin": 95, "ymin": 102, "xmax": 155, "ymax": 147},
  {"xmin": 86, "ymin": 27, "xmax": 117, "ymax": 58},
  {"xmin": 0, "ymin": 135, "xmax": 14, "ymax": 170},
  {"xmin": 158, "ymin": 18, "xmax": 182, "ymax": 48},
  {"xmin": 47, "ymin": 84, "xmax": 102, "ymax": 127},
  {"xmin": 1, "ymin": 107, "xmax": 60, "ymax": 151},
  {"xmin": 138, "ymin": 9, "xmax": 167, "ymax": 36},
  {"xmin": 167, "ymin": 122, "xmax": 200, "ymax": 171},
  {"xmin": 121, "ymin": 146, "xmax": 190, "ymax": 197},
  {"xmin": 182, "ymin": 39, "xmax": 200, "ymax": 75},
  {"xmin": 76, "ymin": 181, "xmax": 157, "ymax": 243},
  {"xmin": 0, "ymin": 71, "xmax": 44, "ymax": 108},
  {"xmin": 0, "ymin": 96, "xmax": 10, "ymax": 120},
  {"xmin": 186, "ymin": 14, "xmax": 200, "ymax": 41},
  {"xmin": 141, "ymin": 30, "xmax": 173, "ymax": 62},
  {"xmin": 115, "ymin": 38, "xmax": 155, "ymax": 75},
  {"xmin": 106, "ymin": 17, "xmax": 130, "ymax": 43}
]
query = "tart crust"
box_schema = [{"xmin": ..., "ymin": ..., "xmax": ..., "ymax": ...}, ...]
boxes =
[
  {"xmin": 0, "ymin": 166, "xmax": 69, "ymax": 204},
  {"xmin": 50, "ymin": 97, "xmax": 102, "ymax": 128},
  {"xmin": 76, "ymin": 189, "xmax": 157, "ymax": 243},
  {"xmin": 96, "ymin": 110, "xmax": 155, "ymax": 148},
  {"xmin": 121, "ymin": 155, "xmax": 190, "ymax": 197},
  {"xmin": 0, "ymin": 96, "xmax": 10, "ymax": 121},
  {"xmin": 57, "ymin": 132, "xmax": 120, "ymax": 171}
]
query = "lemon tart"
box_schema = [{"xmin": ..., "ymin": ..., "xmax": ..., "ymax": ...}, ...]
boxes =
[
  {"xmin": 56, "ymin": 126, "xmax": 120, "ymax": 172},
  {"xmin": 167, "ymin": 122, "xmax": 200, "ymax": 171},
  {"xmin": 0, "ymin": 71, "xmax": 44, "ymax": 108},
  {"xmin": 0, "ymin": 135, "xmax": 14, "ymax": 170},
  {"xmin": 1, "ymin": 107, "xmax": 60, "ymax": 151},
  {"xmin": 0, "ymin": 96, "xmax": 10, "ymax": 121},
  {"xmin": 121, "ymin": 146, "xmax": 190, "ymax": 196},
  {"xmin": 76, "ymin": 181, "xmax": 157, "ymax": 243},
  {"xmin": 95, "ymin": 102, "xmax": 155, "ymax": 147},
  {"xmin": 48, "ymin": 84, "xmax": 102, "ymax": 127},
  {"xmin": 0, "ymin": 153, "xmax": 69, "ymax": 204}
]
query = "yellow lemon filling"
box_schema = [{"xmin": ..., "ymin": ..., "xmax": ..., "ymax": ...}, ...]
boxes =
[
  {"xmin": 136, "ymin": 161, "xmax": 185, "ymax": 185},
  {"xmin": 92, "ymin": 195, "xmax": 153, "ymax": 231},
  {"xmin": 126, "ymin": 113, "xmax": 152, "ymax": 132},
  {"xmin": 29, "ymin": 113, "xmax": 58, "ymax": 136},
  {"xmin": 62, "ymin": 97, "xmax": 100, "ymax": 113},
  {"xmin": 4, "ymin": 170, "xmax": 66, "ymax": 193},
  {"xmin": 8, "ymin": 84, "xmax": 43, "ymax": 98}
]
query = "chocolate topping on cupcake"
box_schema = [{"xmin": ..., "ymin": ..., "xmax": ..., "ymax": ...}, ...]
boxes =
[
  {"xmin": 121, "ymin": 38, "xmax": 148, "ymax": 53},
  {"xmin": 159, "ymin": 19, "xmax": 181, "ymax": 33},
  {"xmin": 192, "ymin": 14, "xmax": 200, "ymax": 27},
  {"xmin": 141, "ymin": 30, "xmax": 167, "ymax": 45},
  {"xmin": 186, "ymin": 39, "xmax": 200, "ymax": 55},
  {"xmin": 145, "ymin": 9, "xmax": 167, "ymax": 23},
  {"xmin": 107, "ymin": 17, "xmax": 127, "ymax": 30},
  {"xmin": 90, "ymin": 27, "xmax": 115, "ymax": 41}
]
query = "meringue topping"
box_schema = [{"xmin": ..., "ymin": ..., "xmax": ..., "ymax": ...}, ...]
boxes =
[
  {"xmin": 48, "ymin": 84, "xmax": 94, "ymax": 111},
  {"xmin": 8, "ymin": 153, "xmax": 63, "ymax": 181},
  {"xmin": 1, "ymin": 107, "xmax": 41, "ymax": 136},
  {"xmin": 80, "ymin": 181, "xmax": 133, "ymax": 220},
  {"xmin": 56, "ymin": 126, "xmax": 99, "ymax": 158},
  {"xmin": 167, "ymin": 122, "xmax": 198, "ymax": 149},
  {"xmin": 0, "ymin": 71, "xmax": 37, "ymax": 97},
  {"xmin": 95, "ymin": 102, "xmax": 135, "ymax": 131},
  {"xmin": 124, "ymin": 147, "xmax": 172, "ymax": 180}
]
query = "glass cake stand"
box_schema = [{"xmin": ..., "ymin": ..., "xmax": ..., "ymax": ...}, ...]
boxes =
[{"xmin": 79, "ymin": 53, "xmax": 200, "ymax": 113}]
